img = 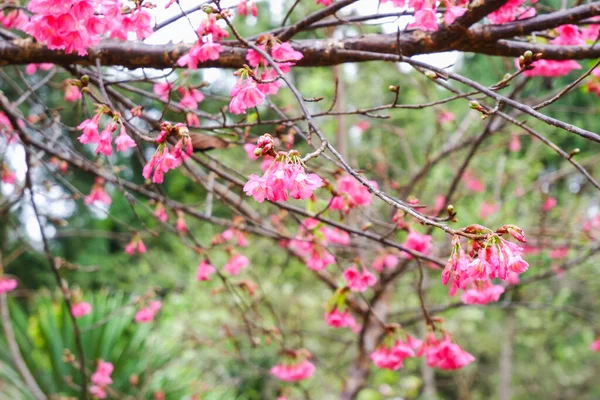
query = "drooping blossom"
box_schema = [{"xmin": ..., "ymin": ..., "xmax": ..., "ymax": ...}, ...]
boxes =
[
  {"xmin": 71, "ymin": 301, "xmax": 92, "ymax": 318},
  {"xmin": 177, "ymin": 39, "xmax": 224, "ymax": 70},
  {"xmin": 1, "ymin": 9, "xmax": 29, "ymax": 30},
  {"xmin": 176, "ymin": 210, "xmax": 187, "ymax": 233},
  {"xmin": 154, "ymin": 203, "xmax": 168, "ymax": 222},
  {"xmin": 0, "ymin": 277, "xmax": 17, "ymax": 293},
  {"xmin": 523, "ymin": 25, "xmax": 585, "ymax": 77},
  {"xmin": 196, "ymin": 260, "xmax": 216, "ymax": 281},
  {"xmin": 25, "ymin": 63, "xmax": 53, "ymax": 75},
  {"xmin": 142, "ymin": 123, "xmax": 191, "ymax": 183},
  {"xmin": 371, "ymin": 340, "xmax": 416, "ymax": 370},
  {"xmin": 372, "ymin": 253, "xmax": 400, "ymax": 271},
  {"xmin": 343, "ymin": 266, "xmax": 377, "ymax": 292},
  {"xmin": 84, "ymin": 177, "xmax": 111, "ymax": 206},
  {"xmin": 229, "ymin": 78, "xmax": 266, "ymax": 114},
  {"xmin": 403, "ymin": 231, "xmax": 433, "ymax": 258},
  {"xmin": 125, "ymin": 234, "xmax": 146, "ymax": 255},
  {"xmin": 330, "ymin": 175, "xmax": 376, "ymax": 212},
  {"xmin": 420, "ymin": 333, "xmax": 475, "ymax": 370},
  {"xmin": 178, "ymin": 87, "xmax": 205, "ymax": 110},
  {"xmin": 115, "ymin": 125, "xmax": 136, "ymax": 152},
  {"xmin": 77, "ymin": 114, "xmax": 101, "ymax": 145},
  {"xmin": 288, "ymin": 218, "xmax": 336, "ymax": 271},
  {"xmin": 325, "ymin": 308, "xmax": 356, "ymax": 329},
  {"xmin": 96, "ymin": 121, "xmax": 117, "ymax": 156},
  {"xmin": 135, "ymin": 301, "xmax": 162, "ymax": 323},
  {"xmin": 224, "ymin": 254, "xmax": 249, "ymax": 275},
  {"xmin": 460, "ymin": 281, "xmax": 505, "ymax": 305},
  {"xmin": 153, "ymin": 82, "xmax": 174, "ymax": 101},
  {"xmin": 91, "ymin": 361, "xmax": 114, "ymax": 386},
  {"xmin": 270, "ymin": 353, "xmax": 315, "ymax": 382},
  {"xmin": 243, "ymin": 148, "xmax": 323, "ymax": 203},
  {"xmin": 238, "ymin": 0, "xmax": 258, "ymax": 17},
  {"xmin": 409, "ymin": 8, "xmax": 438, "ymax": 31}
]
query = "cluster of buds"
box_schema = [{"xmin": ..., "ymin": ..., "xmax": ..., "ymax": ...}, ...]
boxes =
[{"xmin": 518, "ymin": 50, "xmax": 544, "ymax": 70}]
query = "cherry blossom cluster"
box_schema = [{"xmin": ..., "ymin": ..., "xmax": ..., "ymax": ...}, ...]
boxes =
[
  {"xmin": 441, "ymin": 224, "xmax": 529, "ymax": 304},
  {"xmin": 243, "ymin": 134, "xmax": 324, "ymax": 203},
  {"xmin": 90, "ymin": 360, "xmax": 114, "ymax": 399},
  {"xmin": 229, "ymin": 36, "xmax": 303, "ymax": 114},
  {"xmin": 330, "ymin": 174, "xmax": 375, "ymax": 213},
  {"xmin": 487, "ymin": 0, "xmax": 537, "ymax": 24},
  {"xmin": 177, "ymin": 10, "xmax": 227, "ymax": 70},
  {"xmin": 24, "ymin": 0, "xmax": 153, "ymax": 56},
  {"xmin": 324, "ymin": 288, "xmax": 359, "ymax": 331},
  {"xmin": 237, "ymin": 0, "xmax": 258, "ymax": 17},
  {"xmin": 288, "ymin": 218, "xmax": 341, "ymax": 271},
  {"xmin": 78, "ymin": 105, "xmax": 136, "ymax": 156},
  {"xmin": 125, "ymin": 233, "xmax": 147, "ymax": 255},
  {"xmin": 84, "ymin": 177, "xmax": 112, "ymax": 206},
  {"xmin": 270, "ymin": 349, "xmax": 316, "ymax": 382},
  {"xmin": 522, "ymin": 25, "xmax": 587, "ymax": 77},
  {"xmin": 371, "ymin": 325, "xmax": 474, "ymax": 371},
  {"xmin": 378, "ymin": 0, "xmax": 469, "ymax": 32},
  {"xmin": 143, "ymin": 122, "xmax": 194, "ymax": 184},
  {"xmin": 134, "ymin": 300, "xmax": 162, "ymax": 323}
]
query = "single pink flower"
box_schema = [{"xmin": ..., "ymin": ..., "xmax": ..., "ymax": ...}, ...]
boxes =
[
  {"xmin": 229, "ymin": 79, "xmax": 265, "ymax": 114},
  {"xmin": 371, "ymin": 340, "xmax": 416, "ymax": 370},
  {"xmin": 224, "ymin": 254, "xmax": 249, "ymax": 275},
  {"xmin": 64, "ymin": 84, "xmax": 82, "ymax": 102},
  {"xmin": 0, "ymin": 278, "xmax": 17, "ymax": 293},
  {"xmin": 71, "ymin": 301, "xmax": 92, "ymax": 318},
  {"xmin": 543, "ymin": 197, "xmax": 557, "ymax": 211},
  {"xmin": 325, "ymin": 308, "xmax": 356, "ymax": 329},
  {"xmin": 409, "ymin": 8, "xmax": 438, "ymax": 32},
  {"xmin": 115, "ymin": 126, "xmax": 136, "ymax": 152},
  {"xmin": 197, "ymin": 260, "xmax": 217, "ymax": 281},
  {"xmin": 403, "ymin": 231, "xmax": 433, "ymax": 258},
  {"xmin": 270, "ymin": 359, "xmax": 315, "ymax": 382}
]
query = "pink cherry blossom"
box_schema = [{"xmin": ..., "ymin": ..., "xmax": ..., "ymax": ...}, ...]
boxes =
[
  {"xmin": 134, "ymin": 307, "xmax": 155, "ymax": 323},
  {"xmin": 371, "ymin": 340, "xmax": 416, "ymax": 370},
  {"xmin": 178, "ymin": 88, "xmax": 205, "ymax": 110},
  {"xmin": 316, "ymin": 0, "xmax": 335, "ymax": 6},
  {"xmin": 321, "ymin": 226, "xmax": 350, "ymax": 245},
  {"xmin": 229, "ymin": 79, "xmax": 266, "ymax": 114},
  {"xmin": 84, "ymin": 178, "xmax": 111, "ymax": 206},
  {"xmin": 403, "ymin": 231, "xmax": 433, "ymax": 258},
  {"xmin": 422, "ymin": 333, "xmax": 475, "ymax": 370},
  {"xmin": 325, "ymin": 308, "xmax": 356, "ymax": 329},
  {"xmin": 197, "ymin": 260, "xmax": 216, "ymax": 281},
  {"xmin": 409, "ymin": 8, "xmax": 438, "ymax": 32},
  {"xmin": 460, "ymin": 281, "xmax": 505, "ymax": 305},
  {"xmin": 89, "ymin": 385, "xmax": 107, "ymax": 399},
  {"xmin": 91, "ymin": 361, "xmax": 114, "ymax": 386},
  {"xmin": 479, "ymin": 201, "xmax": 498, "ymax": 219},
  {"xmin": 115, "ymin": 126, "xmax": 136, "ymax": 152},
  {"xmin": 77, "ymin": 115, "xmax": 101, "ymax": 145},
  {"xmin": 270, "ymin": 359, "xmax": 315, "ymax": 382},
  {"xmin": 224, "ymin": 254, "xmax": 250, "ymax": 275},
  {"xmin": 1, "ymin": 9, "xmax": 29, "ymax": 30},
  {"xmin": 1, "ymin": 165, "xmax": 16, "ymax": 184},
  {"xmin": 549, "ymin": 246, "xmax": 569, "ymax": 259},
  {"xmin": 243, "ymin": 143, "xmax": 259, "ymax": 160},
  {"xmin": 153, "ymin": 82, "xmax": 173, "ymax": 101},
  {"xmin": 0, "ymin": 277, "xmax": 17, "ymax": 293},
  {"xmin": 543, "ymin": 197, "xmax": 557, "ymax": 211},
  {"xmin": 523, "ymin": 59, "xmax": 582, "ymax": 77},
  {"xmin": 591, "ymin": 339, "xmax": 600, "ymax": 352},
  {"xmin": 177, "ymin": 41, "xmax": 223, "ymax": 70},
  {"xmin": 372, "ymin": 253, "xmax": 400, "ymax": 271},
  {"xmin": 343, "ymin": 266, "xmax": 377, "ymax": 292},
  {"xmin": 71, "ymin": 301, "xmax": 92, "ymax": 318},
  {"xmin": 64, "ymin": 84, "xmax": 82, "ymax": 102},
  {"xmin": 96, "ymin": 122, "xmax": 118, "ymax": 156},
  {"xmin": 25, "ymin": 63, "xmax": 53, "ymax": 75},
  {"xmin": 443, "ymin": 6, "xmax": 467, "ymax": 25}
]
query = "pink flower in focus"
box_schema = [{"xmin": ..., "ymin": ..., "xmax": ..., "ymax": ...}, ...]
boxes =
[
  {"xmin": 229, "ymin": 79, "xmax": 266, "ymax": 114},
  {"xmin": 96, "ymin": 122, "xmax": 117, "ymax": 156},
  {"xmin": 288, "ymin": 164, "xmax": 324, "ymax": 200},
  {"xmin": 224, "ymin": 254, "xmax": 249, "ymax": 275},
  {"xmin": 77, "ymin": 115, "xmax": 101, "ymax": 145},
  {"xmin": 178, "ymin": 87, "xmax": 205, "ymax": 110},
  {"xmin": 115, "ymin": 126, "xmax": 136, "ymax": 152},
  {"xmin": 0, "ymin": 278, "xmax": 17, "ymax": 293},
  {"xmin": 409, "ymin": 8, "xmax": 438, "ymax": 32},
  {"xmin": 71, "ymin": 301, "xmax": 92, "ymax": 318},
  {"xmin": 197, "ymin": 260, "xmax": 216, "ymax": 281},
  {"xmin": 343, "ymin": 266, "xmax": 377, "ymax": 292}
]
